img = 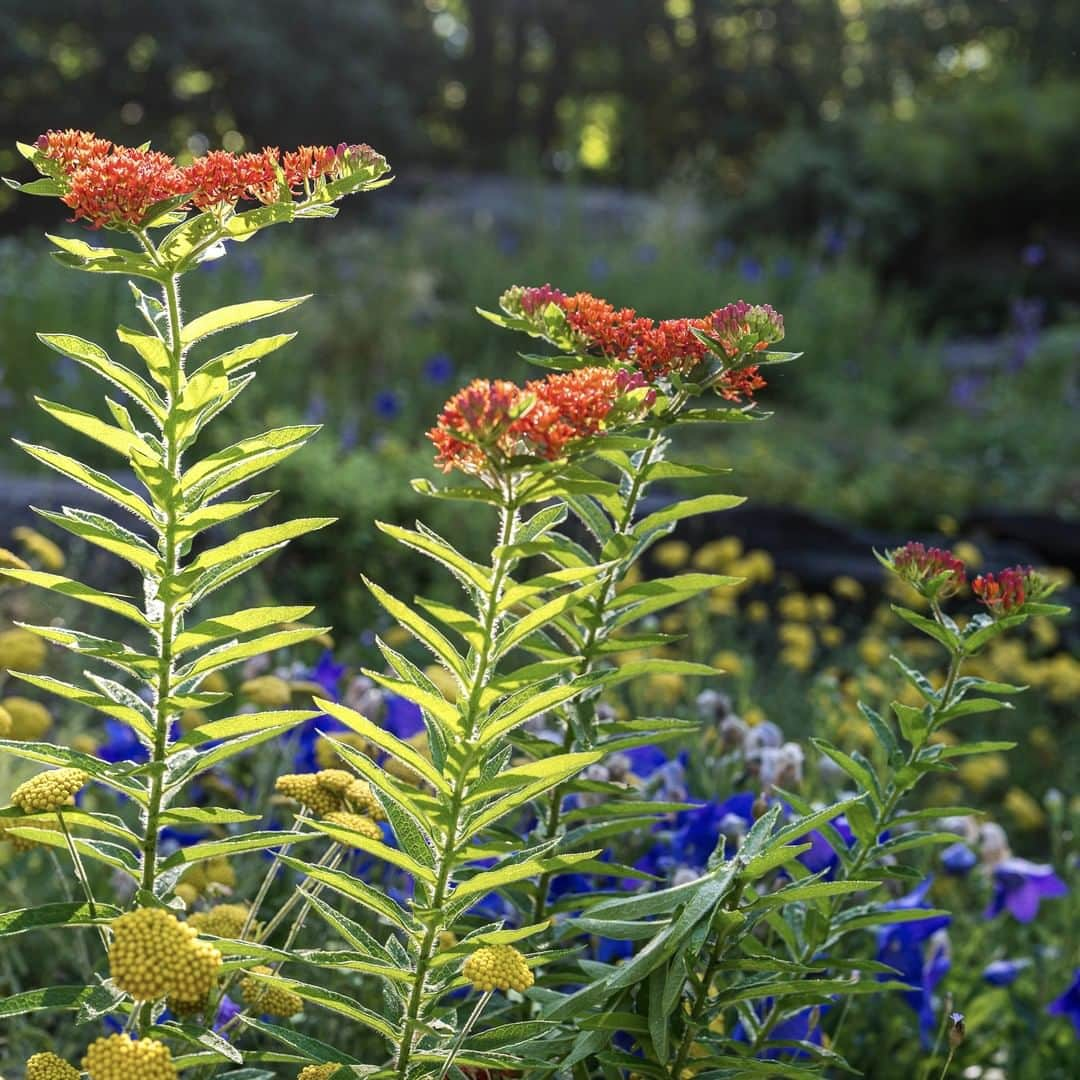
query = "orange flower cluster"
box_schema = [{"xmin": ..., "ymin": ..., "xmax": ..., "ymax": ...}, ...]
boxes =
[
  {"xmin": 34, "ymin": 129, "xmax": 112, "ymax": 172},
  {"xmin": 972, "ymin": 566, "xmax": 1030, "ymax": 616},
  {"xmin": 429, "ymin": 368, "xmax": 622, "ymax": 474},
  {"xmin": 62, "ymin": 147, "xmax": 188, "ymax": 229},
  {"xmin": 183, "ymin": 148, "xmax": 280, "ymax": 209},
  {"xmin": 33, "ymin": 130, "xmax": 387, "ymax": 229},
  {"xmin": 502, "ymin": 286, "xmax": 779, "ymax": 399}
]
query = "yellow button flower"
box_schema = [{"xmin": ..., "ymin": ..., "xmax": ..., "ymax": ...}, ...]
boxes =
[
  {"xmin": 26, "ymin": 1051, "xmax": 79, "ymax": 1079},
  {"xmin": 241, "ymin": 966, "xmax": 304, "ymax": 1017},
  {"xmin": 324, "ymin": 811, "xmax": 383, "ymax": 843},
  {"xmin": 0, "ymin": 703, "xmax": 11, "ymax": 738},
  {"xmin": 1, "ymin": 696, "xmax": 52, "ymax": 739},
  {"xmin": 0, "ymin": 546, "xmax": 31, "ymax": 572},
  {"xmin": 653, "ymin": 539, "xmax": 691, "ymax": 570},
  {"xmin": 82, "ymin": 1034, "xmax": 177, "ymax": 1080},
  {"xmin": 109, "ymin": 907, "xmax": 222, "ymax": 1003},
  {"xmin": 240, "ymin": 674, "xmax": 293, "ymax": 707},
  {"xmin": 187, "ymin": 902, "xmax": 254, "ymax": 939},
  {"xmin": 12, "ymin": 526, "xmax": 65, "ymax": 571},
  {"xmin": 275, "ymin": 773, "xmax": 342, "ymax": 817},
  {"xmin": 0, "ymin": 628, "xmax": 47, "ymax": 672},
  {"xmin": 462, "ymin": 944, "xmax": 534, "ymax": 994},
  {"xmin": 345, "ymin": 778, "xmax": 386, "ymax": 821},
  {"xmin": 299, "ymin": 1066, "xmax": 344, "ymax": 1080},
  {"xmin": 12, "ymin": 767, "xmax": 87, "ymax": 813}
]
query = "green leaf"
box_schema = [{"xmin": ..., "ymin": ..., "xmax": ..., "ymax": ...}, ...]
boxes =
[
  {"xmin": 116, "ymin": 325, "xmax": 172, "ymax": 386},
  {"xmin": 937, "ymin": 740, "xmax": 1017, "ymax": 759},
  {"xmin": 34, "ymin": 397, "xmax": 154, "ymax": 462},
  {"xmin": 365, "ymin": 577, "xmax": 466, "ymax": 681},
  {"xmin": 810, "ymin": 738, "xmax": 882, "ymax": 809},
  {"xmin": 891, "ymin": 606, "xmax": 960, "ymax": 651},
  {"xmin": 363, "ymin": 668, "xmax": 461, "ymax": 735},
  {"xmin": 193, "ymin": 333, "xmax": 297, "ymax": 377},
  {"xmin": 634, "ymin": 494, "xmax": 746, "ymax": 537},
  {"xmin": 35, "ymin": 506, "xmax": 161, "ymax": 574},
  {"xmin": 0, "ymin": 569, "xmax": 149, "ymax": 627},
  {"xmin": 307, "ymin": 819, "xmax": 438, "ymax": 883},
  {"xmin": 16, "ymin": 442, "xmax": 156, "ymax": 525},
  {"xmin": 160, "ymin": 831, "xmax": 320, "ymax": 869},
  {"xmin": 36, "ymin": 332, "xmax": 165, "ymax": 421},
  {"xmin": 181, "ymin": 296, "xmax": 310, "ymax": 347},
  {"xmin": 453, "ymin": 850, "xmax": 602, "ymax": 901},
  {"xmin": 377, "ymin": 520, "xmax": 492, "ymax": 593},
  {"xmin": 181, "ymin": 625, "xmax": 331, "ymax": 678},
  {"xmin": 0, "ymin": 984, "xmax": 121, "ymax": 1019},
  {"xmin": 751, "ymin": 880, "xmax": 881, "ymax": 908},
  {"xmin": 278, "ymin": 855, "xmax": 416, "ymax": 932},
  {"xmin": 240, "ymin": 974, "xmax": 397, "ymax": 1040},
  {"xmin": 239, "ymin": 1018, "xmax": 364, "ymax": 1066},
  {"xmin": 170, "ymin": 711, "xmax": 318, "ymax": 751},
  {"xmin": 159, "ymin": 807, "xmax": 261, "ymax": 827},
  {"xmin": 0, "ymin": 901, "xmax": 122, "ymax": 937},
  {"xmin": 173, "ymin": 605, "xmax": 315, "ymax": 655},
  {"xmin": 0, "ymin": 737, "xmax": 146, "ymax": 801},
  {"xmin": 180, "ymin": 518, "xmax": 334, "ymax": 578}
]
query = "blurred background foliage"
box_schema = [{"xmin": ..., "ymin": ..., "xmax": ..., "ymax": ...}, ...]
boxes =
[{"xmin": 0, "ymin": 0, "xmax": 1076, "ymax": 631}]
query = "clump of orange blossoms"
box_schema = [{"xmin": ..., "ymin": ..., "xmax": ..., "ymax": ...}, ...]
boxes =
[
  {"xmin": 61, "ymin": 147, "xmax": 188, "ymax": 229},
  {"xmin": 429, "ymin": 367, "xmax": 624, "ymax": 475},
  {"xmin": 34, "ymin": 129, "xmax": 112, "ymax": 172}
]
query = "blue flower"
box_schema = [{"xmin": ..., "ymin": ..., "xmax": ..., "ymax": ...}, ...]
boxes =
[
  {"xmin": 982, "ymin": 959, "xmax": 1029, "ymax": 987},
  {"xmin": 423, "ymin": 353, "xmax": 454, "ymax": 384},
  {"xmin": 732, "ymin": 998, "xmax": 829, "ymax": 1059},
  {"xmin": 384, "ymin": 694, "xmax": 424, "ymax": 739},
  {"xmin": 739, "ymin": 256, "xmax": 763, "ymax": 282},
  {"xmin": 309, "ymin": 650, "xmax": 345, "ymax": 699},
  {"xmin": 875, "ymin": 878, "xmax": 952, "ymax": 1045},
  {"xmin": 1047, "ymin": 968, "xmax": 1080, "ymax": 1036},
  {"xmin": 214, "ymin": 994, "xmax": 241, "ymax": 1031},
  {"xmin": 941, "ymin": 842, "xmax": 977, "ymax": 875},
  {"xmin": 983, "ymin": 857, "xmax": 1068, "ymax": 923},
  {"xmin": 374, "ymin": 391, "xmax": 401, "ymax": 420},
  {"xmin": 588, "ymin": 255, "xmax": 610, "ymax": 280},
  {"xmin": 97, "ymin": 719, "xmax": 147, "ymax": 764}
]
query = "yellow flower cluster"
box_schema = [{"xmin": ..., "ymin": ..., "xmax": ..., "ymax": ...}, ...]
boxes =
[
  {"xmin": 109, "ymin": 908, "xmax": 222, "ymax": 1004},
  {"xmin": 82, "ymin": 1034, "xmax": 176, "ymax": 1080},
  {"xmin": 298, "ymin": 1065, "xmax": 344, "ymax": 1080},
  {"xmin": 0, "ymin": 702, "xmax": 10, "ymax": 738},
  {"xmin": 187, "ymin": 902, "xmax": 255, "ymax": 939},
  {"xmin": 12, "ymin": 526, "xmax": 65, "ymax": 571},
  {"xmin": 1, "ymin": 696, "xmax": 52, "ymax": 739},
  {"xmin": 462, "ymin": 944, "xmax": 534, "ymax": 994},
  {"xmin": 0, "ymin": 546, "xmax": 31, "ymax": 572},
  {"xmin": 0, "ymin": 628, "xmax": 47, "ymax": 672},
  {"xmin": 240, "ymin": 674, "xmax": 293, "ymax": 707},
  {"xmin": 176, "ymin": 856, "xmax": 235, "ymax": 906},
  {"xmin": 12, "ymin": 767, "xmax": 87, "ymax": 812},
  {"xmin": 324, "ymin": 810, "xmax": 383, "ymax": 843},
  {"xmin": 241, "ymin": 966, "xmax": 303, "ymax": 1017},
  {"xmin": 276, "ymin": 768, "xmax": 388, "ymax": 819},
  {"xmin": 0, "ymin": 815, "xmax": 58, "ymax": 852},
  {"xmin": 25, "ymin": 1051, "xmax": 79, "ymax": 1079}
]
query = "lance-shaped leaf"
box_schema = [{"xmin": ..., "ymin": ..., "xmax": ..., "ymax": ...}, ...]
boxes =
[
  {"xmin": 35, "ymin": 506, "xmax": 161, "ymax": 575},
  {"xmin": 17, "ymin": 443, "xmax": 157, "ymax": 526},
  {"xmin": 377, "ymin": 520, "xmax": 491, "ymax": 593},
  {"xmin": 278, "ymin": 854, "xmax": 416, "ymax": 932},
  {"xmin": 307, "ymin": 818, "xmax": 438, "ymax": 883},
  {"xmin": 7, "ymin": 671, "xmax": 152, "ymax": 740},
  {"xmin": 191, "ymin": 332, "xmax": 297, "ymax": 378},
  {"xmin": 173, "ymin": 605, "xmax": 315, "ymax": 655},
  {"xmin": 7, "ymin": 827, "xmax": 140, "ymax": 875},
  {"xmin": 365, "ymin": 577, "xmax": 466, "ymax": 682},
  {"xmin": 37, "ymin": 332, "xmax": 166, "ymax": 422},
  {"xmin": 363, "ymin": 668, "xmax": 461, "ymax": 736},
  {"xmin": 633, "ymin": 493, "xmax": 746, "ymax": 539},
  {"xmin": 181, "ymin": 625, "xmax": 330, "ymax": 679},
  {"xmin": 480, "ymin": 680, "xmax": 587, "ymax": 743},
  {"xmin": 452, "ymin": 850, "xmax": 602, "ymax": 902},
  {"xmin": 178, "ymin": 518, "xmax": 334, "ymax": 581},
  {"xmin": 176, "ymin": 492, "xmax": 276, "ymax": 543},
  {"xmin": 313, "ymin": 698, "xmax": 451, "ymax": 795},
  {"xmin": 47, "ymin": 233, "xmax": 164, "ymax": 281},
  {"xmin": 182, "ymin": 424, "xmax": 320, "ymax": 504},
  {"xmin": 0, "ymin": 737, "xmax": 146, "ymax": 800},
  {"xmin": 160, "ymin": 831, "xmax": 321, "ymax": 869},
  {"xmin": 181, "ymin": 296, "xmax": 310, "ymax": 347},
  {"xmin": 116, "ymin": 325, "xmax": 173, "ymax": 387},
  {"xmin": 34, "ymin": 397, "xmax": 157, "ymax": 464},
  {"xmin": 0, "ymin": 984, "xmax": 123, "ymax": 1020},
  {"xmin": 0, "ymin": 901, "xmax": 123, "ymax": 938},
  {"xmin": 239, "ymin": 1018, "xmax": 365, "ymax": 1067},
  {"xmin": 0, "ymin": 569, "xmax": 150, "ymax": 627}
]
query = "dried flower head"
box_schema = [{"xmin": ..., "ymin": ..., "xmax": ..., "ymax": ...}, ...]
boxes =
[
  {"xmin": 462, "ymin": 944, "xmax": 535, "ymax": 994},
  {"xmin": 62, "ymin": 147, "xmax": 189, "ymax": 229},
  {"xmin": 11, "ymin": 767, "xmax": 87, "ymax": 813},
  {"xmin": 34, "ymin": 129, "xmax": 112, "ymax": 173},
  {"xmin": 82, "ymin": 1034, "xmax": 177, "ymax": 1080}
]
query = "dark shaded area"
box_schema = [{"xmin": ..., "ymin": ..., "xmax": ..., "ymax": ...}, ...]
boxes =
[{"xmin": 1, "ymin": 1, "xmax": 1079, "ymax": 327}]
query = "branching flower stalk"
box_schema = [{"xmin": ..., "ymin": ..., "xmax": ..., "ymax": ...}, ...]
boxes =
[{"xmin": 1, "ymin": 130, "xmax": 390, "ymax": 1071}]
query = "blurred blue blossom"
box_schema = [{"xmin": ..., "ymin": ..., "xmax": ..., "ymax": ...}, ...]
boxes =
[
  {"xmin": 374, "ymin": 390, "xmax": 402, "ymax": 419},
  {"xmin": 983, "ymin": 958, "xmax": 1029, "ymax": 987},
  {"xmin": 1047, "ymin": 968, "xmax": 1080, "ymax": 1036},
  {"xmin": 424, "ymin": 352, "xmax": 454, "ymax": 383},
  {"xmin": 588, "ymin": 255, "xmax": 610, "ymax": 280},
  {"xmin": 940, "ymin": 842, "xmax": 977, "ymax": 875},
  {"xmin": 733, "ymin": 998, "xmax": 829, "ymax": 1059},
  {"xmin": 739, "ymin": 256, "xmax": 763, "ymax": 282},
  {"xmin": 635, "ymin": 243, "xmax": 659, "ymax": 265},
  {"xmin": 1021, "ymin": 243, "xmax": 1046, "ymax": 268},
  {"xmin": 984, "ymin": 857, "xmax": 1068, "ymax": 923}
]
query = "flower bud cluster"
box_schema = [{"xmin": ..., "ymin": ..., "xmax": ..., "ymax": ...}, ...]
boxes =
[
  {"xmin": 972, "ymin": 565, "xmax": 1053, "ymax": 617},
  {"xmin": 0, "ymin": 627, "xmax": 48, "ymax": 672},
  {"xmin": 1, "ymin": 696, "xmax": 52, "ymax": 739},
  {"xmin": 0, "ymin": 815, "xmax": 58, "ymax": 852},
  {"xmin": 462, "ymin": 945, "xmax": 535, "ymax": 994},
  {"xmin": 240, "ymin": 966, "xmax": 304, "ymax": 1017},
  {"xmin": 298, "ymin": 1065, "xmax": 344, "ymax": 1080},
  {"xmin": 82, "ymin": 1034, "xmax": 176, "ymax": 1080},
  {"xmin": 108, "ymin": 908, "xmax": 222, "ymax": 1004},
  {"xmin": 885, "ymin": 541, "xmax": 967, "ymax": 600},
  {"xmin": 25, "ymin": 1051, "xmax": 79, "ymax": 1080},
  {"xmin": 11, "ymin": 767, "xmax": 87, "ymax": 812}
]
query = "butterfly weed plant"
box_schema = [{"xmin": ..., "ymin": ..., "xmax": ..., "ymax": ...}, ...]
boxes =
[{"xmin": 1, "ymin": 133, "xmax": 1070, "ymax": 1080}]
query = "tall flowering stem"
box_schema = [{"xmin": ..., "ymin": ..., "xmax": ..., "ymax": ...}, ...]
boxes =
[
  {"xmin": 479, "ymin": 288, "xmax": 796, "ymax": 932},
  {"xmin": 1, "ymin": 132, "xmax": 389, "ymax": 1068}
]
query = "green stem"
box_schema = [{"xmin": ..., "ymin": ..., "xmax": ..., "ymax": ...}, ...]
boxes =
[
  {"xmin": 56, "ymin": 809, "xmax": 108, "ymax": 951},
  {"xmin": 395, "ymin": 491, "xmax": 521, "ymax": 1080},
  {"xmin": 139, "ymin": 252, "xmax": 186, "ymax": 912},
  {"xmin": 530, "ymin": 430, "xmax": 664, "ymax": 926}
]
